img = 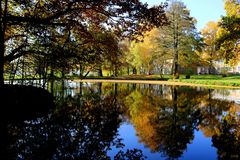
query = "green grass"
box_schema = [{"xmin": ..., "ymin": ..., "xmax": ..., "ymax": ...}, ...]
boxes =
[
  {"xmin": 169, "ymin": 75, "xmax": 240, "ymax": 87},
  {"xmin": 5, "ymin": 73, "xmax": 240, "ymax": 87},
  {"xmin": 84, "ymin": 75, "xmax": 169, "ymax": 81},
  {"xmin": 85, "ymin": 74, "xmax": 240, "ymax": 87}
]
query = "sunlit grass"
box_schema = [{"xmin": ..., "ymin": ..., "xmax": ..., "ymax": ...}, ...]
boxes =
[
  {"xmin": 88, "ymin": 74, "xmax": 240, "ymax": 87},
  {"xmin": 6, "ymin": 73, "xmax": 240, "ymax": 87},
  {"xmin": 170, "ymin": 74, "xmax": 240, "ymax": 87}
]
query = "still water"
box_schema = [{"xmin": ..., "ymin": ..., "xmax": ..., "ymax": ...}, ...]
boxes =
[{"xmin": 1, "ymin": 81, "xmax": 240, "ymax": 159}]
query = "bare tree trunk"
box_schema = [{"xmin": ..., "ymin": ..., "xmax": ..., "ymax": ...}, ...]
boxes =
[
  {"xmin": 132, "ymin": 67, "xmax": 137, "ymax": 74},
  {"xmin": 21, "ymin": 57, "xmax": 25, "ymax": 84},
  {"xmin": 48, "ymin": 79, "xmax": 54, "ymax": 95},
  {"xmin": 159, "ymin": 64, "xmax": 163, "ymax": 78},
  {"xmin": 98, "ymin": 66, "xmax": 103, "ymax": 77},
  {"xmin": 209, "ymin": 59, "xmax": 212, "ymax": 74},
  {"xmin": 173, "ymin": 19, "xmax": 179, "ymax": 79},
  {"xmin": 42, "ymin": 61, "xmax": 48, "ymax": 86},
  {"xmin": 0, "ymin": 1, "xmax": 6, "ymax": 86},
  {"xmin": 173, "ymin": 49, "xmax": 179, "ymax": 78},
  {"xmin": 114, "ymin": 64, "xmax": 118, "ymax": 77},
  {"xmin": 79, "ymin": 64, "xmax": 83, "ymax": 79},
  {"xmin": 50, "ymin": 67, "xmax": 54, "ymax": 80},
  {"xmin": 61, "ymin": 67, "xmax": 65, "ymax": 79},
  {"xmin": 0, "ymin": 30, "xmax": 4, "ymax": 85}
]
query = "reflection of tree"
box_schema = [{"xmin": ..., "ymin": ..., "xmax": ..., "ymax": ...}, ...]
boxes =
[
  {"xmin": 198, "ymin": 89, "xmax": 233, "ymax": 137},
  {"xmin": 186, "ymin": 89, "xmax": 239, "ymax": 160},
  {"xmin": 212, "ymin": 111, "xmax": 240, "ymax": 160},
  {"xmin": 125, "ymin": 86, "xmax": 203, "ymax": 159},
  {"xmin": 3, "ymin": 87, "xmax": 145, "ymax": 159},
  {"xmin": 154, "ymin": 87, "xmax": 202, "ymax": 159},
  {"xmin": 0, "ymin": 85, "xmax": 54, "ymax": 159},
  {"xmin": 3, "ymin": 82, "xmax": 239, "ymax": 160},
  {"xmin": 114, "ymin": 149, "xmax": 146, "ymax": 160},
  {"xmin": 125, "ymin": 90, "xmax": 159, "ymax": 150}
]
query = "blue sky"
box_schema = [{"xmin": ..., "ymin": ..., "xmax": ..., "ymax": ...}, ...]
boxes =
[{"xmin": 140, "ymin": 0, "xmax": 226, "ymax": 31}]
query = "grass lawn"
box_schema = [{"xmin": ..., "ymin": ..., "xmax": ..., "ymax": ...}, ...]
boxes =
[
  {"xmin": 6, "ymin": 73, "xmax": 240, "ymax": 88},
  {"xmin": 169, "ymin": 74, "xmax": 240, "ymax": 87},
  {"xmin": 84, "ymin": 74, "xmax": 240, "ymax": 87},
  {"xmin": 85, "ymin": 74, "xmax": 170, "ymax": 80}
]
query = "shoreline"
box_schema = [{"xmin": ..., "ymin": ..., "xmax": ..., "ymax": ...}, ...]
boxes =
[{"xmin": 75, "ymin": 79, "xmax": 240, "ymax": 89}]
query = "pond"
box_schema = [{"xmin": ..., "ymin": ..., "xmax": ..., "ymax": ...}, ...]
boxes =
[{"xmin": 1, "ymin": 81, "xmax": 240, "ymax": 160}]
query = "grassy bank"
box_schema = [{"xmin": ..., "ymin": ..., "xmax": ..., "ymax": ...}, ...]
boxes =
[
  {"xmin": 82, "ymin": 74, "xmax": 240, "ymax": 87},
  {"xmin": 84, "ymin": 74, "xmax": 169, "ymax": 80},
  {"xmin": 7, "ymin": 74, "xmax": 240, "ymax": 88},
  {"xmin": 170, "ymin": 75, "xmax": 240, "ymax": 87}
]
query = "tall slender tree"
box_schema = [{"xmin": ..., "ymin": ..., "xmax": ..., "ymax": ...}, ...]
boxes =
[
  {"xmin": 157, "ymin": 0, "xmax": 198, "ymax": 78},
  {"xmin": 128, "ymin": 29, "xmax": 159, "ymax": 75},
  {"xmin": 201, "ymin": 21, "xmax": 219, "ymax": 74}
]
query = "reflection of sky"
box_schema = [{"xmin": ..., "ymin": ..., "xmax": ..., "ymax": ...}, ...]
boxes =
[
  {"xmin": 108, "ymin": 123, "xmax": 162, "ymax": 159},
  {"xmin": 181, "ymin": 131, "xmax": 217, "ymax": 160},
  {"xmin": 108, "ymin": 123, "xmax": 217, "ymax": 160}
]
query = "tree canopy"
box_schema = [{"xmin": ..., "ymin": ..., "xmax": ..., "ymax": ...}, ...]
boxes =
[
  {"xmin": 0, "ymin": 0, "xmax": 169, "ymax": 85},
  {"xmin": 216, "ymin": 0, "xmax": 240, "ymax": 65},
  {"xmin": 201, "ymin": 21, "xmax": 220, "ymax": 73},
  {"xmin": 122, "ymin": 1, "xmax": 202, "ymax": 78}
]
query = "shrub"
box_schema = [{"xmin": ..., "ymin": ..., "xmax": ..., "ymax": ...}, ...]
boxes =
[{"xmin": 185, "ymin": 75, "xmax": 191, "ymax": 79}]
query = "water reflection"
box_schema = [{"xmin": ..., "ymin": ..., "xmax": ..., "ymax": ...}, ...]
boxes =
[
  {"xmin": 212, "ymin": 112, "xmax": 240, "ymax": 160},
  {"xmin": 1, "ymin": 83, "xmax": 145, "ymax": 160},
  {"xmin": 1, "ymin": 81, "xmax": 240, "ymax": 159},
  {"xmin": 124, "ymin": 86, "xmax": 204, "ymax": 159},
  {"xmin": 13, "ymin": 92, "xmax": 122, "ymax": 159}
]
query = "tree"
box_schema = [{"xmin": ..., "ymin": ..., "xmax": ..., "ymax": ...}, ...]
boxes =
[
  {"xmin": 216, "ymin": 0, "xmax": 240, "ymax": 65},
  {"xmin": 128, "ymin": 28, "xmax": 159, "ymax": 75},
  {"xmin": 101, "ymin": 33, "xmax": 123, "ymax": 77},
  {"xmin": 75, "ymin": 30, "xmax": 121, "ymax": 79},
  {"xmin": 212, "ymin": 111, "xmax": 240, "ymax": 160},
  {"xmin": 224, "ymin": 0, "xmax": 240, "ymax": 17},
  {"xmin": 125, "ymin": 86, "xmax": 203, "ymax": 159},
  {"xmin": 0, "ymin": 0, "xmax": 168, "ymax": 85},
  {"xmin": 154, "ymin": 30, "xmax": 173, "ymax": 76},
  {"xmin": 201, "ymin": 21, "xmax": 220, "ymax": 74},
  {"xmin": 118, "ymin": 39, "xmax": 132, "ymax": 75},
  {"xmin": 157, "ymin": 0, "xmax": 199, "ymax": 78}
]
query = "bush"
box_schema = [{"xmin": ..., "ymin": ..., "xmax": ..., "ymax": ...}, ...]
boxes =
[
  {"xmin": 185, "ymin": 68, "xmax": 193, "ymax": 79},
  {"xmin": 185, "ymin": 75, "xmax": 191, "ymax": 79},
  {"xmin": 222, "ymin": 74, "xmax": 227, "ymax": 77}
]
